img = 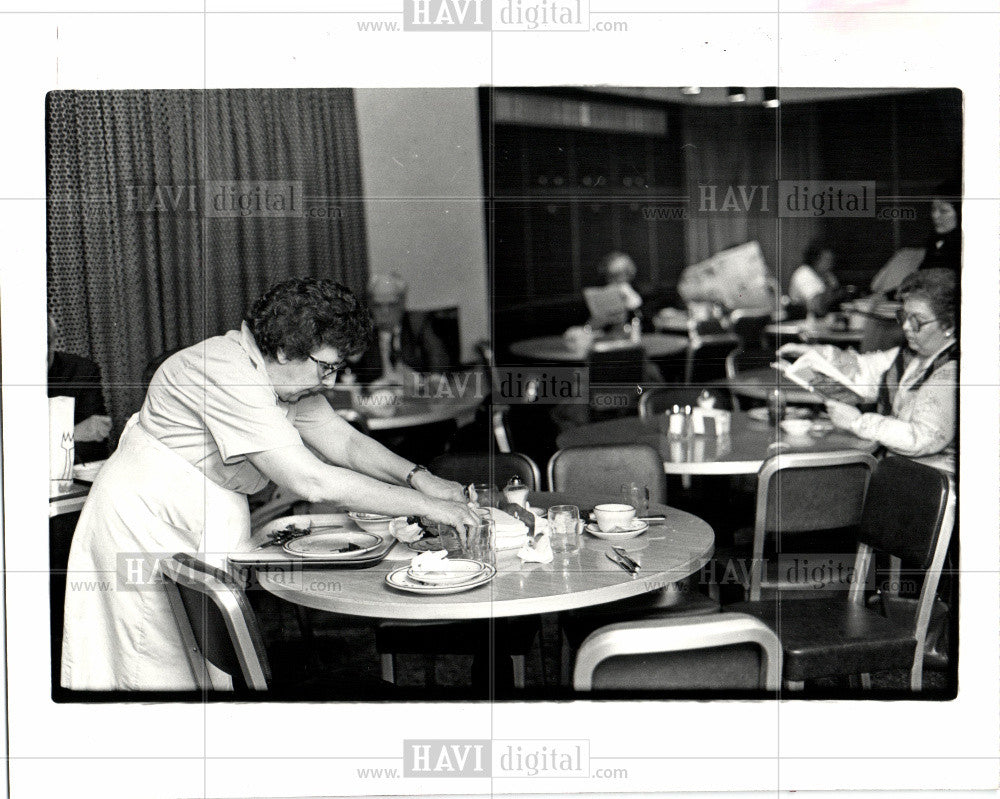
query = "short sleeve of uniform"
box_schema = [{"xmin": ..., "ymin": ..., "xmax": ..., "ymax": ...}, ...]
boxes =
[
  {"xmin": 288, "ymin": 393, "xmax": 341, "ymax": 431},
  {"xmin": 195, "ymin": 341, "xmax": 302, "ymax": 464}
]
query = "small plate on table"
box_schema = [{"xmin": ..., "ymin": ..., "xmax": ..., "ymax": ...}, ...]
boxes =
[
  {"xmin": 585, "ymin": 520, "xmax": 649, "ymax": 541},
  {"xmin": 747, "ymin": 406, "xmax": 811, "ymax": 423},
  {"xmin": 386, "ymin": 563, "xmax": 496, "ymax": 594},
  {"xmin": 283, "ymin": 531, "xmax": 382, "ymax": 559},
  {"xmin": 407, "ymin": 558, "xmax": 487, "ymax": 586}
]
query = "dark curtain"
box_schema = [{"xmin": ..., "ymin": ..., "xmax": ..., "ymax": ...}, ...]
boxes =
[
  {"xmin": 681, "ymin": 104, "xmax": 822, "ymax": 288},
  {"xmin": 46, "ymin": 89, "xmax": 368, "ymax": 437}
]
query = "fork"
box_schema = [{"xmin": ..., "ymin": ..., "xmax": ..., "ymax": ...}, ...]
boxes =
[
  {"xmin": 60, "ymin": 432, "xmax": 74, "ymax": 481},
  {"xmin": 611, "ymin": 546, "xmax": 640, "ymax": 572}
]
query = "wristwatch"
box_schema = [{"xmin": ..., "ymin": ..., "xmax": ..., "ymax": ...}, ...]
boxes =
[{"xmin": 405, "ymin": 464, "xmax": 429, "ymax": 489}]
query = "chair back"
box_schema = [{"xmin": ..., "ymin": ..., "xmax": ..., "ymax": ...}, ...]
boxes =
[
  {"xmin": 728, "ymin": 310, "xmax": 771, "ymax": 350},
  {"xmin": 685, "ymin": 336, "xmax": 739, "ymax": 384},
  {"xmin": 858, "ymin": 456, "xmax": 951, "ymax": 568},
  {"xmin": 547, "ymin": 443, "xmax": 666, "ymax": 504},
  {"xmin": 573, "ymin": 613, "xmax": 781, "ymax": 691},
  {"xmin": 748, "ymin": 451, "xmax": 877, "ymax": 600},
  {"xmin": 586, "ymin": 345, "xmax": 644, "ymax": 416},
  {"xmin": 638, "ymin": 386, "xmax": 729, "ymax": 421},
  {"xmin": 161, "ymin": 553, "xmax": 271, "ymax": 691},
  {"xmin": 429, "ymin": 452, "xmax": 542, "ymax": 491}
]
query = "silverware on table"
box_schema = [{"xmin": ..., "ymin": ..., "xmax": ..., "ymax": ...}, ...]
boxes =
[
  {"xmin": 605, "ymin": 551, "xmax": 638, "ymax": 575},
  {"xmin": 611, "ymin": 546, "xmax": 640, "ymax": 572}
]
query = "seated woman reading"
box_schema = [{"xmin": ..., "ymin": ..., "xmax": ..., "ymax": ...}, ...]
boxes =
[{"xmin": 778, "ymin": 268, "xmax": 957, "ymax": 474}]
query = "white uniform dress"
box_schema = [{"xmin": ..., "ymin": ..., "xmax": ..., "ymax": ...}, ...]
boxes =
[{"xmin": 61, "ymin": 323, "xmax": 338, "ymax": 691}]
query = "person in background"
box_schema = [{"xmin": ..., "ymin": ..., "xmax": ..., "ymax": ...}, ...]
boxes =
[
  {"xmin": 779, "ymin": 269, "xmax": 957, "ymax": 474},
  {"xmin": 599, "ymin": 251, "xmax": 643, "ymax": 318},
  {"xmin": 47, "ymin": 314, "xmax": 112, "ymax": 463},
  {"xmin": 350, "ymin": 272, "xmax": 451, "ymax": 385},
  {"xmin": 61, "ymin": 278, "xmax": 478, "ymax": 691},
  {"xmin": 918, "ymin": 180, "xmax": 961, "ymax": 274},
  {"xmin": 788, "ymin": 244, "xmax": 840, "ymax": 317}
]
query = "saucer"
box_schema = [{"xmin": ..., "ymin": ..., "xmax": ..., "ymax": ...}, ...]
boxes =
[
  {"xmin": 386, "ymin": 564, "xmax": 496, "ymax": 595},
  {"xmin": 407, "ymin": 558, "xmax": 487, "ymax": 586},
  {"xmin": 585, "ymin": 520, "xmax": 649, "ymax": 541}
]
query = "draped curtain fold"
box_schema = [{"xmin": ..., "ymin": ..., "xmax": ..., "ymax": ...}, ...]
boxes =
[
  {"xmin": 46, "ymin": 89, "xmax": 369, "ymax": 434},
  {"xmin": 682, "ymin": 104, "xmax": 823, "ymax": 288}
]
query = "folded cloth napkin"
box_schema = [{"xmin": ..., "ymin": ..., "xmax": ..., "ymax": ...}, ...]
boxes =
[
  {"xmin": 409, "ymin": 549, "xmax": 450, "ymax": 573},
  {"xmin": 389, "ymin": 517, "xmax": 425, "ymax": 544},
  {"xmin": 517, "ymin": 532, "xmax": 553, "ymax": 564}
]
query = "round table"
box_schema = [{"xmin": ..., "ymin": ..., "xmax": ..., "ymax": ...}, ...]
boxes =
[
  {"xmin": 255, "ymin": 491, "xmax": 714, "ymax": 620},
  {"xmin": 508, "ymin": 333, "xmax": 688, "ymax": 362},
  {"xmin": 765, "ymin": 320, "xmax": 863, "ymax": 346},
  {"xmin": 323, "ymin": 385, "xmax": 484, "ymax": 431},
  {"xmin": 721, "ymin": 367, "xmax": 868, "ymax": 407},
  {"xmin": 556, "ymin": 412, "xmax": 877, "ymax": 476}
]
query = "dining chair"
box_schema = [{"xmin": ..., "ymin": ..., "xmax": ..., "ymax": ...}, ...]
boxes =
[
  {"xmin": 572, "ymin": 613, "xmax": 781, "ymax": 692},
  {"xmin": 637, "ymin": 386, "xmax": 730, "ymax": 421},
  {"xmin": 727, "ymin": 309, "xmax": 772, "ymax": 352},
  {"xmin": 683, "ymin": 327, "xmax": 739, "ymax": 385},
  {"xmin": 724, "ymin": 346, "xmax": 777, "ymax": 411},
  {"xmin": 161, "ymin": 553, "xmax": 271, "ymax": 692},
  {"xmin": 730, "ymin": 451, "xmax": 878, "ymax": 602},
  {"xmin": 547, "ymin": 443, "xmax": 666, "ymax": 504},
  {"xmin": 429, "ymin": 451, "xmax": 542, "ymax": 491},
  {"xmin": 586, "ymin": 345, "xmax": 645, "ymax": 420},
  {"xmin": 730, "ymin": 456, "xmax": 955, "ymax": 691}
]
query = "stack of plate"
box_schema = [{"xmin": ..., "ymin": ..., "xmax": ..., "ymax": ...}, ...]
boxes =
[{"xmin": 386, "ymin": 558, "xmax": 496, "ymax": 594}]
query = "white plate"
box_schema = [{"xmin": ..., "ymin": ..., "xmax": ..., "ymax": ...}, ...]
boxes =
[
  {"xmin": 386, "ymin": 564, "xmax": 496, "ymax": 595},
  {"xmin": 407, "ymin": 558, "xmax": 487, "ymax": 586},
  {"xmin": 72, "ymin": 460, "xmax": 107, "ymax": 484},
  {"xmin": 283, "ymin": 531, "xmax": 382, "ymax": 558},
  {"xmin": 585, "ymin": 520, "xmax": 649, "ymax": 541}
]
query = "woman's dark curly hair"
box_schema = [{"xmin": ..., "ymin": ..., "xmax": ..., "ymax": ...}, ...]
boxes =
[
  {"xmin": 899, "ymin": 268, "xmax": 958, "ymax": 332},
  {"xmin": 247, "ymin": 278, "xmax": 374, "ymax": 360}
]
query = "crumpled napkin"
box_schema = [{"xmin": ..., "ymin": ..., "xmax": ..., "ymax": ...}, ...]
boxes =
[
  {"xmin": 517, "ymin": 532, "xmax": 553, "ymax": 564},
  {"xmin": 409, "ymin": 548, "xmax": 450, "ymax": 573},
  {"xmin": 389, "ymin": 517, "xmax": 425, "ymax": 544},
  {"xmin": 480, "ymin": 507, "xmax": 531, "ymax": 550}
]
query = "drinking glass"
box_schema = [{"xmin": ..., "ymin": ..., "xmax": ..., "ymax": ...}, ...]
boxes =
[
  {"xmin": 547, "ymin": 505, "xmax": 581, "ymax": 555},
  {"xmin": 620, "ymin": 482, "xmax": 650, "ymax": 515},
  {"xmin": 468, "ymin": 483, "xmax": 500, "ymax": 508},
  {"xmin": 433, "ymin": 515, "xmax": 496, "ymax": 567}
]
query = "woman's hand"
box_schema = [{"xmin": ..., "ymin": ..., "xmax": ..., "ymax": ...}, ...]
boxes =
[
  {"xmin": 825, "ymin": 400, "xmax": 861, "ymax": 430},
  {"xmin": 776, "ymin": 342, "xmax": 813, "ymax": 359},
  {"xmin": 411, "ymin": 469, "xmax": 466, "ymax": 503},
  {"xmin": 420, "ymin": 498, "xmax": 482, "ymax": 541}
]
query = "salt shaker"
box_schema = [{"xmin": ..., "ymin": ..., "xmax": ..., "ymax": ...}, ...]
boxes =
[
  {"xmin": 503, "ymin": 475, "xmax": 529, "ymax": 508},
  {"xmin": 668, "ymin": 404, "xmax": 685, "ymax": 437}
]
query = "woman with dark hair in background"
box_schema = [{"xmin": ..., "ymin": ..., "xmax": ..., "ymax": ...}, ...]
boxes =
[
  {"xmin": 62, "ymin": 278, "xmax": 479, "ymax": 692},
  {"xmin": 919, "ymin": 180, "xmax": 961, "ymax": 274}
]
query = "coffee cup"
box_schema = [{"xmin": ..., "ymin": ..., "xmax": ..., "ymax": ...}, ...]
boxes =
[{"xmin": 594, "ymin": 503, "xmax": 637, "ymax": 532}]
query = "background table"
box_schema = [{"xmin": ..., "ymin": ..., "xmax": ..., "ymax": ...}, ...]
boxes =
[
  {"xmin": 556, "ymin": 412, "xmax": 877, "ymax": 476},
  {"xmin": 721, "ymin": 367, "xmax": 868, "ymax": 407},
  {"xmin": 765, "ymin": 320, "xmax": 864, "ymax": 346},
  {"xmin": 508, "ymin": 333, "xmax": 688, "ymax": 362},
  {"xmin": 323, "ymin": 386, "xmax": 483, "ymax": 431},
  {"xmin": 256, "ymin": 491, "xmax": 714, "ymax": 620}
]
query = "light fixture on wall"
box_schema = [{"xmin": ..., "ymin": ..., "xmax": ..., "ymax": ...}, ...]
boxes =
[
  {"xmin": 727, "ymin": 87, "xmax": 746, "ymax": 103},
  {"xmin": 763, "ymin": 87, "xmax": 780, "ymax": 108},
  {"xmin": 681, "ymin": 87, "xmax": 701, "ymax": 95}
]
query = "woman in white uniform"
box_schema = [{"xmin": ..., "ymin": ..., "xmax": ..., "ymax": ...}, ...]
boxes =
[
  {"xmin": 778, "ymin": 268, "xmax": 957, "ymax": 474},
  {"xmin": 61, "ymin": 278, "xmax": 480, "ymax": 691}
]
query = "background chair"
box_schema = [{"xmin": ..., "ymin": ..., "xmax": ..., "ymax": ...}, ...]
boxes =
[
  {"xmin": 547, "ymin": 443, "xmax": 666, "ymax": 503},
  {"xmin": 161, "ymin": 553, "xmax": 271, "ymax": 691},
  {"xmin": 429, "ymin": 451, "xmax": 541, "ymax": 491},
  {"xmin": 725, "ymin": 346, "xmax": 777, "ymax": 411},
  {"xmin": 721, "ymin": 451, "xmax": 877, "ymax": 602},
  {"xmin": 587, "ymin": 345, "xmax": 645, "ymax": 420},
  {"xmin": 731, "ymin": 456, "xmax": 955, "ymax": 691},
  {"xmin": 683, "ymin": 330, "xmax": 740, "ymax": 385},
  {"xmin": 572, "ymin": 613, "xmax": 781, "ymax": 692}
]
